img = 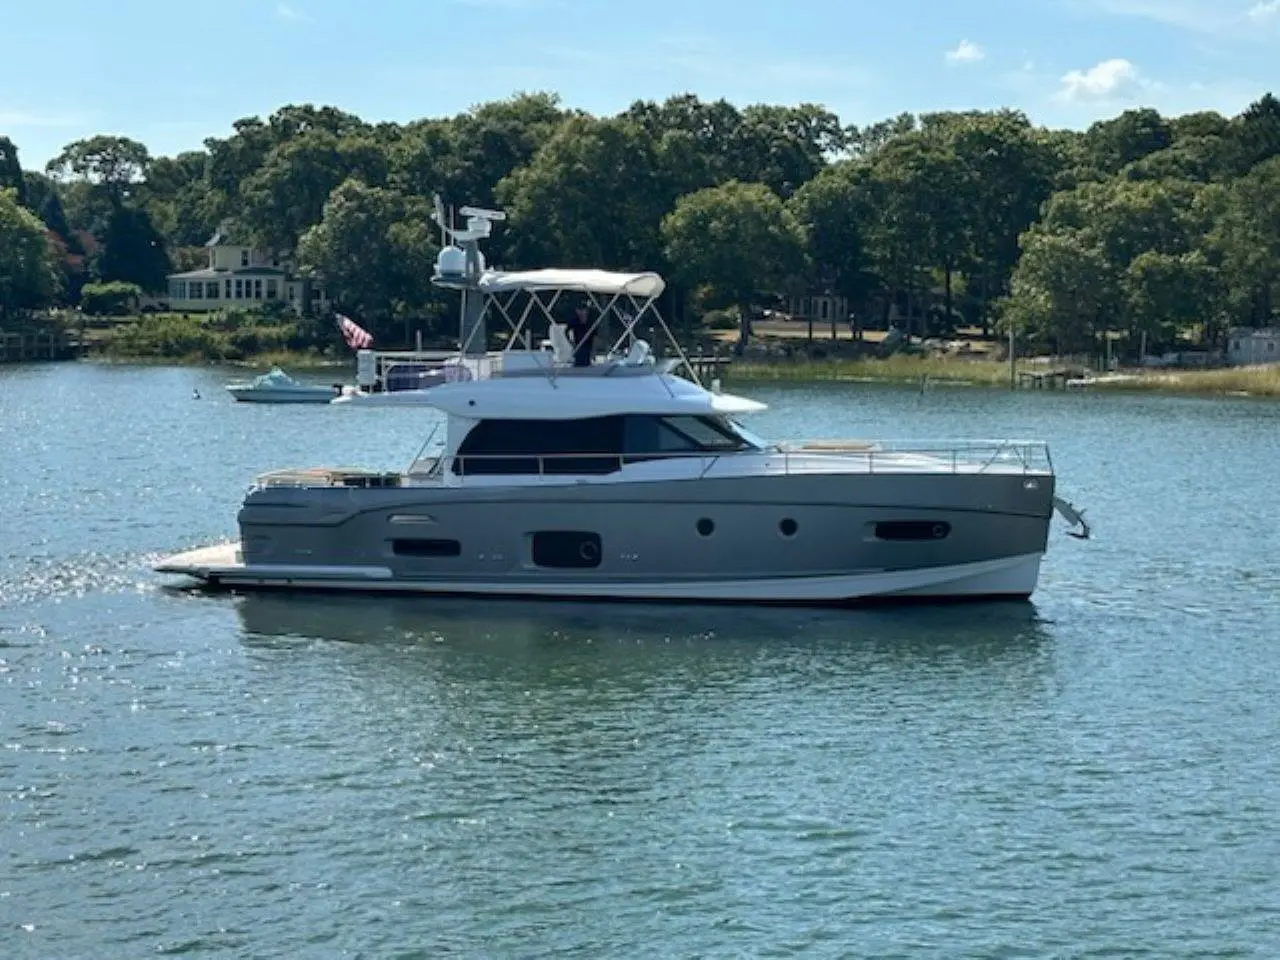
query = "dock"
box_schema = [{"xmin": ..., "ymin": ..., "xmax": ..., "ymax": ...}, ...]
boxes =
[
  {"xmin": 0, "ymin": 329, "xmax": 76, "ymax": 364},
  {"xmin": 1016, "ymin": 369, "xmax": 1073, "ymax": 390}
]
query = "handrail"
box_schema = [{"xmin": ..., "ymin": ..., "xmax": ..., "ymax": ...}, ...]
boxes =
[{"xmin": 250, "ymin": 440, "xmax": 1052, "ymax": 489}]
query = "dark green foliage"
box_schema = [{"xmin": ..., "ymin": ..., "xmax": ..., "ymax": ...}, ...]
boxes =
[
  {"xmin": 80, "ymin": 281, "xmax": 143, "ymax": 315},
  {"xmin": 25, "ymin": 90, "xmax": 1280, "ymax": 359},
  {"xmin": 94, "ymin": 207, "xmax": 171, "ymax": 291}
]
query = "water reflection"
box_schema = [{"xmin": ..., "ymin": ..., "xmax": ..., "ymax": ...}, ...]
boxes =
[{"xmin": 230, "ymin": 590, "xmax": 1054, "ymax": 680}]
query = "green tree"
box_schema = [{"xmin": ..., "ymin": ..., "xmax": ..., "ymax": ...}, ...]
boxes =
[
  {"xmin": 239, "ymin": 132, "xmax": 387, "ymax": 252},
  {"xmin": 1082, "ymin": 108, "xmax": 1172, "ymax": 175},
  {"xmin": 788, "ymin": 162, "xmax": 877, "ymax": 333},
  {"xmin": 21, "ymin": 172, "xmax": 72, "ymax": 241},
  {"xmin": 661, "ymin": 181, "xmax": 806, "ymax": 353},
  {"xmin": 298, "ymin": 179, "xmax": 438, "ymax": 337},
  {"xmin": 498, "ymin": 115, "xmax": 668, "ymax": 270},
  {"xmin": 867, "ymin": 133, "xmax": 972, "ymax": 334},
  {"xmin": 1002, "ymin": 230, "xmax": 1118, "ymax": 353},
  {"xmin": 0, "ymin": 188, "xmax": 59, "ymax": 317},
  {"xmin": 1230, "ymin": 93, "xmax": 1280, "ymax": 172},
  {"xmin": 94, "ymin": 206, "xmax": 171, "ymax": 291},
  {"xmin": 0, "ymin": 137, "xmax": 26, "ymax": 207},
  {"xmin": 1124, "ymin": 250, "xmax": 1219, "ymax": 351},
  {"xmin": 1211, "ymin": 156, "xmax": 1280, "ymax": 327},
  {"xmin": 46, "ymin": 135, "xmax": 151, "ymax": 209}
]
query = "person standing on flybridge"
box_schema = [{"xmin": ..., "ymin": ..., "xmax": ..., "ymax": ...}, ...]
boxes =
[{"xmin": 566, "ymin": 306, "xmax": 594, "ymax": 367}]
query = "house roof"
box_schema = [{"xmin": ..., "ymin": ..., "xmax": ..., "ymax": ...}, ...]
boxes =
[{"xmin": 168, "ymin": 266, "xmax": 290, "ymax": 280}]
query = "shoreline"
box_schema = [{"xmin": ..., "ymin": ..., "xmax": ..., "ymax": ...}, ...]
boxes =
[
  {"xmin": 45, "ymin": 344, "xmax": 1280, "ymax": 399},
  {"xmin": 724, "ymin": 355, "xmax": 1280, "ymax": 398}
]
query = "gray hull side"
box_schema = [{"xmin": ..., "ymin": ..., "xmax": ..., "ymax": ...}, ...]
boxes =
[{"xmin": 236, "ymin": 472, "xmax": 1054, "ymax": 597}]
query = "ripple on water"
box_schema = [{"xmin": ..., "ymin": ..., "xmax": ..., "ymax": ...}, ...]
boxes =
[{"xmin": 3, "ymin": 368, "xmax": 1280, "ymax": 957}]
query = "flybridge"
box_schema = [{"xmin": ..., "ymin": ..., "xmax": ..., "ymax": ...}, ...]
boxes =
[{"xmin": 426, "ymin": 198, "xmax": 700, "ymax": 387}]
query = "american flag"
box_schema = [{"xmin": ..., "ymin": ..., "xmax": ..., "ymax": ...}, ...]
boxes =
[{"xmin": 336, "ymin": 314, "xmax": 373, "ymax": 350}]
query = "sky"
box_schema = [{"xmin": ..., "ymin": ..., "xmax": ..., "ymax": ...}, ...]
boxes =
[{"xmin": 2, "ymin": 0, "xmax": 1278, "ymax": 169}]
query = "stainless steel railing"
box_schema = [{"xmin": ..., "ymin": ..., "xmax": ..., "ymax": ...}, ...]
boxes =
[{"xmin": 249, "ymin": 440, "xmax": 1052, "ymax": 490}]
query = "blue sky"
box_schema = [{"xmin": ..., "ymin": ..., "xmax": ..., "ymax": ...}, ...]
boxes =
[{"xmin": 2, "ymin": 0, "xmax": 1277, "ymax": 168}]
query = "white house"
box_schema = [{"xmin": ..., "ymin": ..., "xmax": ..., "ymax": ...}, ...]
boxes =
[
  {"xmin": 165, "ymin": 225, "xmax": 327, "ymax": 314},
  {"xmin": 1227, "ymin": 327, "xmax": 1280, "ymax": 366}
]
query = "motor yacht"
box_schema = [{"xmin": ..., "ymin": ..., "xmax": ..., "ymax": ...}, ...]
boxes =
[{"xmin": 157, "ymin": 205, "xmax": 1088, "ymax": 603}]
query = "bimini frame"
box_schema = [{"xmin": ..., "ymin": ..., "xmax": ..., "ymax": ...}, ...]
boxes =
[{"xmin": 430, "ymin": 200, "xmax": 705, "ymax": 386}]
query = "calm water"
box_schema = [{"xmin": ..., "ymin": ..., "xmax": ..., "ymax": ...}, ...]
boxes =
[{"xmin": 2, "ymin": 362, "xmax": 1279, "ymax": 958}]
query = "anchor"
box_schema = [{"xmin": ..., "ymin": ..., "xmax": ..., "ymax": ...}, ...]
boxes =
[{"xmin": 1052, "ymin": 496, "xmax": 1091, "ymax": 540}]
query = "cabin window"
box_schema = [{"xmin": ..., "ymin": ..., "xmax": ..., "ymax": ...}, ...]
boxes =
[
  {"xmin": 392, "ymin": 538, "xmax": 461, "ymax": 558},
  {"xmin": 453, "ymin": 415, "xmax": 757, "ymax": 476},
  {"xmin": 531, "ymin": 531, "xmax": 601, "ymax": 569},
  {"xmin": 874, "ymin": 520, "xmax": 951, "ymax": 541},
  {"xmin": 455, "ymin": 417, "xmax": 620, "ymax": 475}
]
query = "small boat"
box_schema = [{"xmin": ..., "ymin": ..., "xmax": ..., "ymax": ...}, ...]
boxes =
[{"xmin": 225, "ymin": 367, "xmax": 339, "ymax": 404}]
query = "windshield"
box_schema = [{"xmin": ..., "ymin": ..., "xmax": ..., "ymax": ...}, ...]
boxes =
[{"xmin": 725, "ymin": 418, "xmax": 771, "ymax": 451}]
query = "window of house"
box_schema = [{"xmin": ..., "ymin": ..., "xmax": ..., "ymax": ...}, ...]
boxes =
[
  {"xmin": 288, "ymin": 285, "xmax": 297, "ymax": 301},
  {"xmin": 234, "ymin": 279, "xmax": 244, "ymax": 299},
  {"xmin": 267, "ymin": 279, "xmax": 278, "ymax": 300},
  {"xmin": 189, "ymin": 281, "xmax": 202, "ymax": 300},
  {"xmin": 224, "ymin": 279, "xmax": 232, "ymax": 300},
  {"xmin": 1233, "ymin": 340, "xmax": 1241, "ymax": 351},
  {"xmin": 207, "ymin": 282, "xmax": 219, "ymax": 299},
  {"xmin": 176, "ymin": 281, "xmax": 187, "ymax": 299},
  {"xmin": 254, "ymin": 279, "xmax": 263, "ymax": 300},
  {"xmin": 820, "ymin": 299, "xmax": 830, "ymax": 320},
  {"xmin": 240, "ymin": 249, "xmax": 250, "ymax": 267}
]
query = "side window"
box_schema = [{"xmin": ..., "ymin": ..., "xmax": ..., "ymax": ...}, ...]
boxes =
[{"xmin": 455, "ymin": 418, "xmax": 622, "ymax": 475}]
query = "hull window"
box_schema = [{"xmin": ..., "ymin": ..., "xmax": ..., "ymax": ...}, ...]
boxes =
[
  {"xmin": 779, "ymin": 518, "xmax": 798, "ymax": 538},
  {"xmin": 392, "ymin": 538, "xmax": 462, "ymax": 558},
  {"xmin": 696, "ymin": 518, "xmax": 715, "ymax": 537},
  {"xmin": 874, "ymin": 521, "xmax": 951, "ymax": 542},
  {"xmin": 531, "ymin": 531, "xmax": 602, "ymax": 569}
]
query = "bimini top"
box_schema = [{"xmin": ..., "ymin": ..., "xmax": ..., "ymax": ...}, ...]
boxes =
[
  {"xmin": 477, "ymin": 269, "xmax": 666, "ymax": 299},
  {"xmin": 423, "ymin": 372, "xmax": 766, "ymax": 420}
]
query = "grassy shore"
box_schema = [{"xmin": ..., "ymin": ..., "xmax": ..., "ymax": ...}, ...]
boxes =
[
  {"xmin": 723, "ymin": 353, "xmax": 1280, "ymax": 397},
  {"xmin": 726, "ymin": 354, "xmax": 1013, "ymax": 387}
]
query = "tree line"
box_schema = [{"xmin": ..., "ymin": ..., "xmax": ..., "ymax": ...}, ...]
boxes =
[{"xmin": 3, "ymin": 91, "xmax": 1280, "ymax": 356}]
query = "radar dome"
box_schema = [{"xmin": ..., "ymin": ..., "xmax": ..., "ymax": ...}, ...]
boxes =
[{"xmin": 435, "ymin": 245, "xmax": 466, "ymax": 277}]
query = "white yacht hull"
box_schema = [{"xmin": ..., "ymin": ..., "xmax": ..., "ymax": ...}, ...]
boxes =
[{"xmin": 155, "ymin": 543, "xmax": 1043, "ymax": 603}]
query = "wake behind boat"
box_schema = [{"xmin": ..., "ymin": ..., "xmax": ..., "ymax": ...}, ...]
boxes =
[{"xmin": 159, "ymin": 202, "xmax": 1090, "ymax": 604}]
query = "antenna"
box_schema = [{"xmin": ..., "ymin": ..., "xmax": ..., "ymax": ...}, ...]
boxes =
[
  {"xmin": 459, "ymin": 205, "xmax": 506, "ymax": 222},
  {"xmin": 431, "ymin": 194, "xmax": 446, "ymax": 248}
]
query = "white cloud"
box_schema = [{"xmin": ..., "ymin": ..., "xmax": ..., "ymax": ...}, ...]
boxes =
[
  {"xmin": 1057, "ymin": 58, "xmax": 1148, "ymax": 102},
  {"xmin": 945, "ymin": 39, "xmax": 985, "ymax": 64},
  {"xmin": 1248, "ymin": 0, "xmax": 1280, "ymax": 22},
  {"xmin": 276, "ymin": 2, "xmax": 310, "ymax": 21},
  {"xmin": 1072, "ymin": 0, "xmax": 1277, "ymax": 38}
]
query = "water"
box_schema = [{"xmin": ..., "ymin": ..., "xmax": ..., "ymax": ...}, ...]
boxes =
[{"xmin": 2, "ymin": 362, "xmax": 1279, "ymax": 958}]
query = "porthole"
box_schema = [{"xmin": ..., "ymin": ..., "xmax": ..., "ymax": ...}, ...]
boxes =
[
  {"xmin": 696, "ymin": 517, "xmax": 715, "ymax": 537},
  {"xmin": 779, "ymin": 518, "xmax": 798, "ymax": 538}
]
